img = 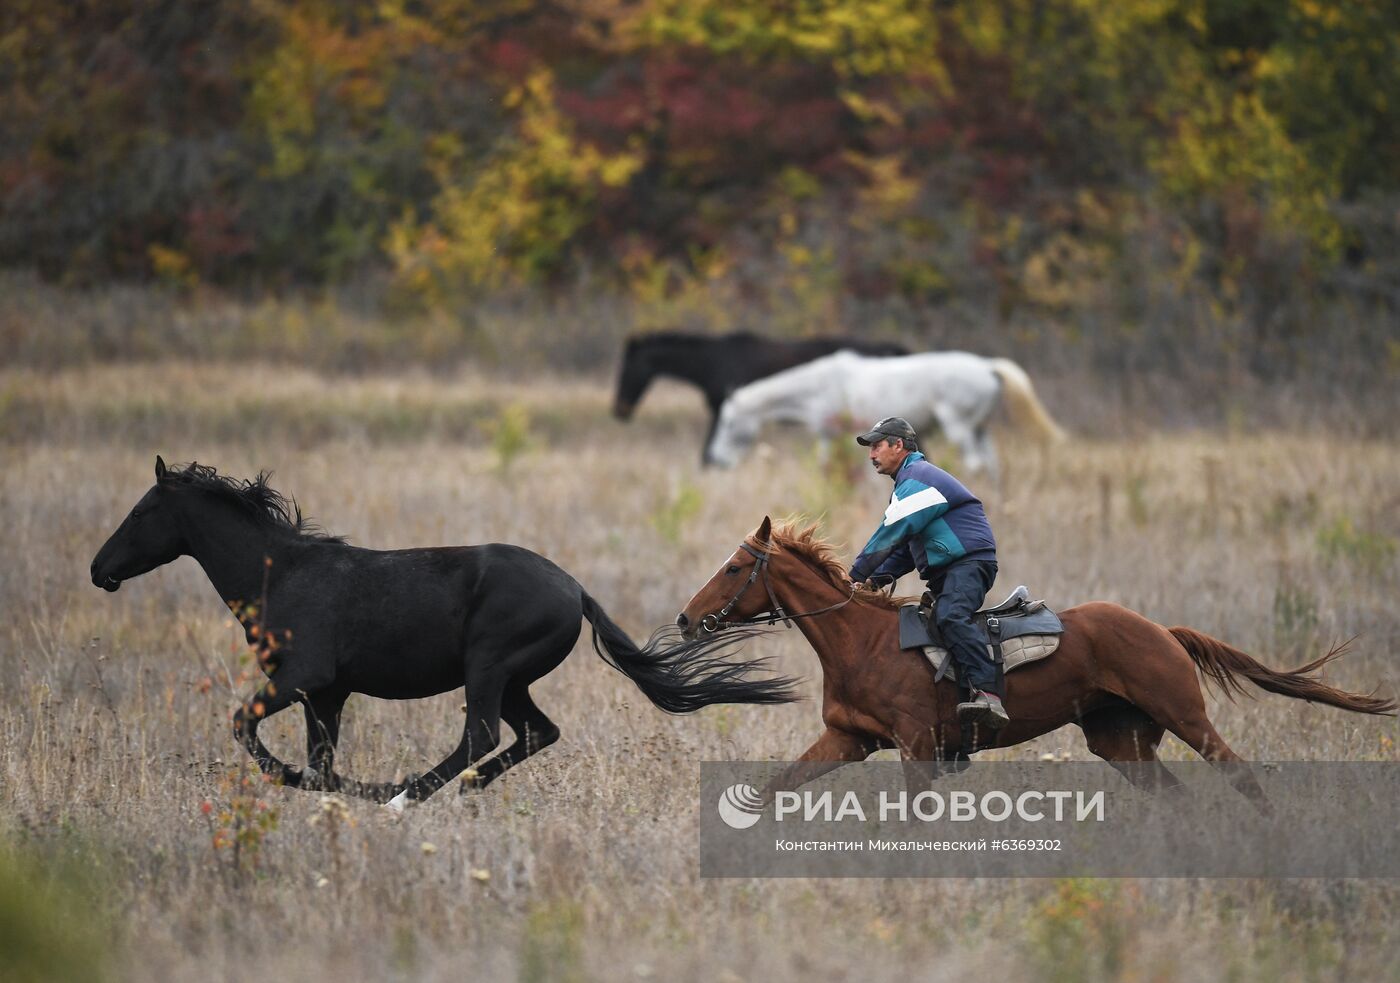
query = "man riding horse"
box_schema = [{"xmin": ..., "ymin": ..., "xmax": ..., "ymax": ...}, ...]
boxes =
[{"xmin": 848, "ymin": 417, "xmax": 1009, "ymax": 728}]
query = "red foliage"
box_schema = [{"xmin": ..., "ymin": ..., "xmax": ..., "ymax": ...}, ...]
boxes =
[
  {"xmin": 765, "ymin": 96, "xmax": 845, "ymax": 163},
  {"xmin": 903, "ymin": 45, "xmax": 1047, "ymax": 209},
  {"xmin": 484, "ymin": 37, "xmax": 534, "ymax": 78},
  {"xmin": 556, "ymin": 70, "xmax": 649, "ymax": 146},
  {"xmin": 0, "ymin": 160, "xmax": 32, "ymax": 196},
  {"xmin": 974, "ymin": 154, "xmax": 1036, "ymax": 208},
  {"xmin": 185, "ymin": 204, "xmax": 254, "ymax": 268}
]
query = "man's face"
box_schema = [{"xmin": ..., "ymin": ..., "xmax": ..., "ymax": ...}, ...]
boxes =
[{"xmin": 868, "ymin": 438, "xmax": 908, "ymax": 476}]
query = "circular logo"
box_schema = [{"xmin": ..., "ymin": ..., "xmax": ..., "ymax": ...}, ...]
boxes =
[{"xmin": 717, "ymin": 783, "xmax": 764, "ymax": 830}]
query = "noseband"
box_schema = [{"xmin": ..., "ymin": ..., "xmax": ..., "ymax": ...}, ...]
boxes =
[{"xmin": 700, "ymin": 541, "xmax": 855, "ymax": 633}]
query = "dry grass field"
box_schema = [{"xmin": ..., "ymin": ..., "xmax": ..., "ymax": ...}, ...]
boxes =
[{"xmin": 2, "ymin": 361, "xmax": 1398, "ymax": 982}]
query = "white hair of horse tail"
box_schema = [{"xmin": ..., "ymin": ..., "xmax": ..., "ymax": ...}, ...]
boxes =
[{"xmin": 988, "ymin": 358, "xmax": 1068, "ymax": 443}]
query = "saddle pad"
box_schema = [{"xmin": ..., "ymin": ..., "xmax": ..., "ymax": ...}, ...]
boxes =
[
  {"xmin": 922, "ymin": 634, "xmax": 1062, "ymax": 682},
  {"xmin": 898, "ymin": 599, "xmax": 1064, "ymax": 650},
  {"xmin": 898, "ymin": 604, "xmax": 933, "ymax": 649}
]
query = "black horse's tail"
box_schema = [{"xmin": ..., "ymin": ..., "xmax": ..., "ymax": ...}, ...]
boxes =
[{"xmin": 580, "ymin": 592, "xmax": 801, "ymax": 713}]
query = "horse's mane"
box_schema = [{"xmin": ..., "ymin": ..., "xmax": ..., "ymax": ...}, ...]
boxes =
[
  {"xmin": 747, "ymin": 522, "xmax": 905, "ymax": 611},
  {"xmin": 161, "ymin": 462, "xmax": 345, "ymax": 543}
]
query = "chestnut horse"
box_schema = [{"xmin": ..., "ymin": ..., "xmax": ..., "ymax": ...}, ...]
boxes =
[{"xmin": 677, "ymin": 518, "xmax": 1396, "ymax": 805}]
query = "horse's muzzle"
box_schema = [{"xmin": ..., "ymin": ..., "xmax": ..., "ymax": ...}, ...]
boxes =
[
  {"xmin": 91, "ymin": 562, "xmax": 121, "ymax": 592},
  {"xmin": 675, "ymin": 612, "xmax": 702, "ymax": 640}
]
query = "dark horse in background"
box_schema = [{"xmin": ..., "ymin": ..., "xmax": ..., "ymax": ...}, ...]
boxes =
[
  {"xmin": 91, "ymin": 459, "xmax": 797, "ymax": 808},
  {"xmin": 613, "ymin": 331, "xmax": 908, "ymax": 463}
]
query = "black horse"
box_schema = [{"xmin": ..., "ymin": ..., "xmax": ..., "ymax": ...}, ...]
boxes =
[
  {"xmin": 613, "ymin": 331, "xmax": 908, "ymax": 462},
  {"xmin": 90, "ymin": 458, "xmax": 797, "ymax": 806}
]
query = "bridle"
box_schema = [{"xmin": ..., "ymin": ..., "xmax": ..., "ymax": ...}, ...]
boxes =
[{"xmin": 699, "ymin": 541, "xmax": 855, "ymax": 633}]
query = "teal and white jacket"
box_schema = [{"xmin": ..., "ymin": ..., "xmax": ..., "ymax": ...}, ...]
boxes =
[{"xmin": 848, "ymin": 452, "xmax": 997, "ymax": 585}]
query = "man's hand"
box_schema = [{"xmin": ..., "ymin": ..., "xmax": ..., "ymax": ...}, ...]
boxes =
[{"xmin": 861, "ymin": 574, "xmax": 896, "ymax": 592}]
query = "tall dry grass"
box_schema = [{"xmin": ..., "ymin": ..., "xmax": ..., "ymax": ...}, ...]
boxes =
[{"xmin": 1, "ymin": 362, "xmax": 1398, "ymax": 981}]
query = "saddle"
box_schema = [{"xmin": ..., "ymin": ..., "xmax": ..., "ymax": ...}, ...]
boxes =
[{"xmin": 897, "ymin": 585, "xmax": 1064, "ymax": 683}]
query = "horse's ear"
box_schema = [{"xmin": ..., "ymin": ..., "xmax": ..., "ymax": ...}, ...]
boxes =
[
  {"xmin": 757, "ymin": 515, "xmax": 772, "ymax": 544},
  {"xmin": 155, "ymin": 455, "xmax": 167, "ymax": 479}
]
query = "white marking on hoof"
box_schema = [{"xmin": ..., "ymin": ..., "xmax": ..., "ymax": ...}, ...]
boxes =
[{"xmin": 384, "ymin": 789, "xmax": 410, "ymax": 813}]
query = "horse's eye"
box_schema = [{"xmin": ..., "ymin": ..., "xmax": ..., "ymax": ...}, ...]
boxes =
[{"xmin": 725, "ymin": 565, "xmax": 740, "ymax": 575}]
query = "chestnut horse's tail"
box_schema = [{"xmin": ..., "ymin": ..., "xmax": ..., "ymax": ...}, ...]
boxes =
[{"xmin": 1169, "ymin": 627, "xmax": 1397, "ymax": 715}]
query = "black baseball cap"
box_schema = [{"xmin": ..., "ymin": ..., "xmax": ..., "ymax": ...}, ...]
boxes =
[{"xmin": 855, "ymin": 416, "xmax": 919, "ymax": 446}]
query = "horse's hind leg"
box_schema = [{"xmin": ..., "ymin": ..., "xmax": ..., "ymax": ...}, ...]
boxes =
[
  {"xmin": 1168, "ymin": 713, "xmax": 1270, "ymax": 811},
  {"xmin": 389, "ymin": 669, "xmax": 505, "ymax": 807},
  {"xmin": 384, "ymin": 587, "xmax": 582, "ymax": 808},
  {"xmin": 1122, "ymin": 662, "xmax": 1271, "ymax": 811},
  {"xmin": 1078, "ymin": 704, "xmax": 1180, "ymax": 792},
  {"xmin": 461, "ymin": 682, "xmax": 560, "ymax": 793}
]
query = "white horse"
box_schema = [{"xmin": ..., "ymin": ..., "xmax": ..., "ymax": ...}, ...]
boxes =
[{"xmin": 703, "ymin": 350, "xmax": 1066, "ymax": 477}]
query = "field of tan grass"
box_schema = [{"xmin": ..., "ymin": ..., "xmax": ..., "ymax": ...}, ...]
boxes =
[{"xmin": 2, "ymin": 361, "xmax": 1398, "ymax": 982}]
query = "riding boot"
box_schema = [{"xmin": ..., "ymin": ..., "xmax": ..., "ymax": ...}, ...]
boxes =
[{"xmin": 957, "ymin": 689, "xmax": 1010, "ymax": 729}]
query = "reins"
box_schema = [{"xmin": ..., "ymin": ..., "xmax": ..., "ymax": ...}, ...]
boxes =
[{"xmin": 700, "ymin": 541, "xmax": 855, "ymax": 633}]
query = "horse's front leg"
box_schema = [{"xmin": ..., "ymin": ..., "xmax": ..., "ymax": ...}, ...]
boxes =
[
  {"xmin": 302, "ymin": 693, "xmax": 341, "ymax": 783},
  {"xmin": 760, "ymin": 727, "xmax": 875, "ymax": 801},
  {"xmin": 700, "ymin": 402, "xmax": 725, "ymax": 466},
  {"xmin": 894, "ymin": 717, "xmax": 968, "ymax": 791},
  {"xmin": 299, "ymin": 691, "xmax": 357, "ymax": 793},
  {"xmin": 232, "ymin": 680, "xmax": 307, "ymax": 788},
  {"xmin": 293, "ymin": 690, "xmax": 404, "ymax": 802}
]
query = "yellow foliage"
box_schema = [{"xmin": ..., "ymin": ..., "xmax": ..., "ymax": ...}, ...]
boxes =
[
  {"xmin": 1022, "ymin": 233, "xmax": 1111, "ymax": 311},
  {"xmin": 847, "ymin": 153, "xmax": 921, "ymax": 222},
  {"xmin": 148, "ymin": 244, "xmax": 198, "ymax": 288},
  {"xmin": 248, "ymin": 3, "xmax": 441, "ymax": 179},
  {"xmin": 1152, "ymin": 85, "xmax": 1341, "ymax": 256},
  {"xmin": 388, "ymin": 69, "xmax": 643, "ymax": 300},
  {"xmin": 839, "ymin": 90, "xmax": 903, "ymax": 126},
  {"xmin": 639, "ymin": 0, "xmax": 942, "ymax": 79}
]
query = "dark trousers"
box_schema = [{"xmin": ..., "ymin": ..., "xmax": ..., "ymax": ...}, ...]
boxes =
[{"xmin": 928, "ymin": 558, "xmax": 999, "ymax": 694}]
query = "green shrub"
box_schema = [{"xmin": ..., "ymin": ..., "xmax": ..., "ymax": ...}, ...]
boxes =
[
  {"xmin": 0, "ymin": 846, "xmax": 109, "ymax": 983},
  {"xmin": 484, "ymin": 404, "xmax": 534, "ymax": 475},
  {"xmin": 519, "ymin": 900, "xmax": 587, "ymax": 983},
  {"xmin": 1316, "ymin": 515, "xmax": 1397, "ymax": 573},
  {"xmin": 651, "ymin": 481, "xmax": 703, "ymax": 544}
]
